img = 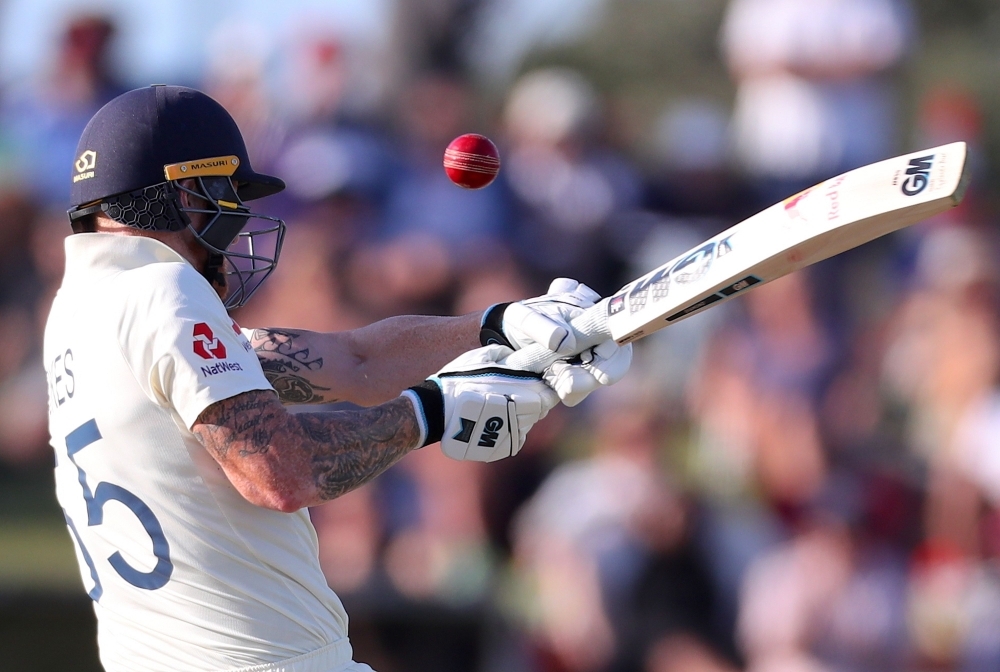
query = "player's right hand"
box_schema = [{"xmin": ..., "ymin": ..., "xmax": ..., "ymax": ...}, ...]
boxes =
[
  {"xmin": 543, "ymin": 338, "xmax": 632, "ymax": 407},
  {"xmin": 402, "ymin": 345, "xmax": 559, "ymax": 462}
]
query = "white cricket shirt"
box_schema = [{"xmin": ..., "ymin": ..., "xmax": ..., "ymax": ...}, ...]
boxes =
[{"xmin": 43, "ymin": 234, "xmax": 357, "ymax": 672}]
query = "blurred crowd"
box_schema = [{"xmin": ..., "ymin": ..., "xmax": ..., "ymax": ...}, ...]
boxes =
[{"xmin": 3, "ymin": 2, "xmax": 1000, "ymax": 672}]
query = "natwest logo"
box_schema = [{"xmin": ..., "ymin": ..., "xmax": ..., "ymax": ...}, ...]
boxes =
[
  {"xmin": 192, "ymin": 323, "xmax": 227, "ymax": 360},
  {"xmin": 201, "ymin": 361, "xmax": 244, "ymax": 377}
]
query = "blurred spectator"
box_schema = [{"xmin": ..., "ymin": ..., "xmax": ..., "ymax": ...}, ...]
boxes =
[
  {"xmin": 645, "ymin": 634, "xmax": 738, "ymax": 672},
  {"xmin": 0, "ymin": 14, "xmax": 124, "ymax": 205},
  {"xmin": 720, "ymin": 0, "xmax": 915, "ymax": 205},
  {"xmin": 737, "ymin": 517, "xmax": 852, "ymax": 672},
  {"xmin": 390, "ymin": 0, "xmax": 480, "ymax": 81},
  {"xmin": 266, "ymin": 24, "xmax": 398, "ymax": 219},
  {"xmin": 278, "ymin": 23, "xmax": 366, "ymax": 126},
  {"xmin": 501, "ymin": 67, "xmax": 642, "ymax": 296},
  {"xmin": 687, "ymin": 272, "xmax": 834, "ymax": 508},
  {"xmin": 681, "ymin": 271, "xmax": 839, "ymax": 660},
  {"xmin": 877, "ymin": 222, "xmax": 1000, "ymax": 669},
  {"xmin": 202, "ymin": 20, "xmax": 285, "ymax": 170},
  {"xmin": 381, "ymin": 447, "xmax": 492, "ymax": 605},
  {"xmin": 645, "ymin": 98, "xmax": 752, "ymax": 223},
  {"xmin": 509, "ymin": 380, "xmax": 716, "ymax": 671},
  {"xmin": 0, "ymin": 198, "xmax": 66, "ymax": 467},
  {"xmin": 881, "ymin": 225, "xmax": 1000, "ymax": 465},
  {"xmin": 346, "ymin": 69, "xmax": 513, "ymax": 318}
]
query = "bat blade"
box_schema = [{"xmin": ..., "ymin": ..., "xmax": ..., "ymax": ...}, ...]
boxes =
[
  {"xmin": 607, "ymin": 141, "xmax": 970, "ymax": 344},
  {"xmin": 506, "ymin": 142, "xmax": 969, "ymax": 372},
  {"xmin": 504, "ymin": 142, "xmax": 970, "ymax": 373}
]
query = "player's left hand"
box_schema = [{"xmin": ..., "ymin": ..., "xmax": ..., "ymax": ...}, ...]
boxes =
[{"xmin": 480, "ymin": 278, "xmax": 602, "ymax": 355}]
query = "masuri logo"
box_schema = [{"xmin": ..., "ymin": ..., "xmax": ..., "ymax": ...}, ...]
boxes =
[{"xmin": 73, "ymin": 150, "xmax": 97, "ymax": 183}]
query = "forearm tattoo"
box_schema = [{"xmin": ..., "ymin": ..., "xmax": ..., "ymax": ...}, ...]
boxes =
[
  {"xmin": 298, "ymin": 401, "xmax": 419, "ymax": 500},
  {"xmin": 194, "ymin": 390, "xmax": 421, "ymax": 504},
  {"xmin": 250, "ymin": 328, "xmax": 334, "ymax": 405}
]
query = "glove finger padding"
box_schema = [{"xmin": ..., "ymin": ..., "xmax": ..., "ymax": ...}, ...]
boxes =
[
  {"xmin": 502, "ymin": 301, "xmax": 575, "ymax": 354},
  {"xmin": 544, "ymin": 277, "xmax": 582, "ymax": 296},
  {"xmin": 497, "ymin": 278, "xmax": 602, "ymax": 355},
  {"xmin": 559, "ymin": 278, "xmax": 601, "ymax": 304},
  {"xmin": 525, "ymin": 278, "xmax": 602, "ymax": 309},
  {"xmin": 543, "ymin": 341, "xmax": 633, "ymax": 407},
  {"xmin": 589, "ymin": 339, "xmax": 633, "ymax": 386},
  {"xmin": 544, "ymin": 360, "xmax": 599, "ymax": 408}
]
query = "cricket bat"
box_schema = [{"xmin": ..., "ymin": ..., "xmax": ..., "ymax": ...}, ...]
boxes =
[{"xmin": 506, "ymin": 141, "xmax": 971, "ymax": 371}]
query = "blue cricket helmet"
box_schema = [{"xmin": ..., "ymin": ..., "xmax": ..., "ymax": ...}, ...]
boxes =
[{"xmin": 67, "ymin": 85, "xmax": 286, "ymax": 309}]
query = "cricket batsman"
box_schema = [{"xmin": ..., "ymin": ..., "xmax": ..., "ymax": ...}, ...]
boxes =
[{"xmin": 43, "ymin": 85, "xmax": 630, "ymax": 671}]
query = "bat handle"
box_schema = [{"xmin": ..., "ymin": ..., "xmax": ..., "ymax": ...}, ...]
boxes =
[{"xmin": 503, "ymin": 299, "xmax": 613, "ymax": 373}]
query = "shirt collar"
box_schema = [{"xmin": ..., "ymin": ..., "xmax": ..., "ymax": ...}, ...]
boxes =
[{"xmin": 63, "ymin": 232, "xmax": 190, "ymax": 278}]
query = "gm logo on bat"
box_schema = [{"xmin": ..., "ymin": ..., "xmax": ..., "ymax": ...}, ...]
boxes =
[{"xmin": 901, "ymin": 155, "xmax": 934, "ymax": 196}]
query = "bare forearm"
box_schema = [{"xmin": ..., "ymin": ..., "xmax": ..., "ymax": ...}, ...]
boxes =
[
  {"xmin": 194, "ymin": 391, "xmax": 423, "ymax": 509},
  {"xmin": 347, "ymin": 314, "xmax": 482, "ymax": 396},
  {"xmin": 250, "ymin": 313, "xmax": 481, "ymax": 406}
]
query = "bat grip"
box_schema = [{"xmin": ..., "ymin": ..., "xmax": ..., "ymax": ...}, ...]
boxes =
[{"xmin": 503, "ymin": 299, "xmax": 612, "ymax": 373}]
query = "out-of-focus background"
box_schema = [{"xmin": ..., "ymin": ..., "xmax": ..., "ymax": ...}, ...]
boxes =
[{"xmin": 2, "ymin": 0, "xmax": 1000, "ymax": 670}]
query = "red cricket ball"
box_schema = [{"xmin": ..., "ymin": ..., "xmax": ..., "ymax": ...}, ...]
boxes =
[{"xmin": 443, "ymin": 133, "xmax": 500, "ymax": 189}]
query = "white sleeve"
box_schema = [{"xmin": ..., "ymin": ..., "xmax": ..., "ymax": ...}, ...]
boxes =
[{"xmin": 119, "ymin": 264, "xmax": 274, "ymax": 429}]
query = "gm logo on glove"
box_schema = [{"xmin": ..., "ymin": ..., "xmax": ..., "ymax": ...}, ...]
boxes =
[
  {"xmin": 452, "ymin": 416, "xmax": 505, "ymax": 447},
  {"xmin": 478, "ymin": 417, "xmax": 504, "ymax": 447}
]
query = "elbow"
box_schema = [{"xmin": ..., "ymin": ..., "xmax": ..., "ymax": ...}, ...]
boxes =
[
  {"xmin": 271, "ymin": 497, "xmax": 309, "ymax": 514},
  {"xmin": 232, "ymin": 473, "xmax": 313, "ymax": 513},
  {"xmin": 243, "ymin": 488, "xmax": 310, "ymax": 514},
  {"xmin": 248, "ymin": 490, "xmax": 308, "ymax": 514}
]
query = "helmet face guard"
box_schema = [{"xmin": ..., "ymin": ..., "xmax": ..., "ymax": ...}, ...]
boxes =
[
  {"xmin": 174, "ymin": 174, "xmax": 285, "ymax": 309},
  {"xmin": 68, "ymin": 154, "xmax": 286, "ymax": 309}
]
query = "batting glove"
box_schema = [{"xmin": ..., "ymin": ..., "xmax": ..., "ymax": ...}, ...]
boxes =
[
  {"xmin": 479, "ymin": 278, "xmax": 602, "ymax": 356},
  {"xmin": 401, "ymin": 345, "xmax": 559, "ymax": 462},
  {"xmin": 544, "ymin": 339, "xmax": 633, "ymax": 407},
  {"xmin": 482, "ymin": 278, "xmax": 632, "ymax": 407}
]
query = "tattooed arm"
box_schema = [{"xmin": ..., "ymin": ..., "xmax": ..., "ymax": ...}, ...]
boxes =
[
  {"xmin": 192, "ymin": 389, "xmax": 422, "ymax": 510},
  {"xmin": 249, "ymin": 313, "xmax": 482, "ymax": 407}
]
